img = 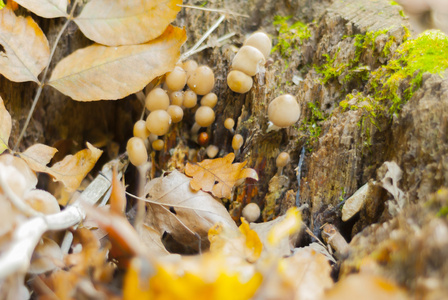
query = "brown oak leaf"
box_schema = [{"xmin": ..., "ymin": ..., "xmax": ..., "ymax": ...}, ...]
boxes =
[{"xmin": 185, "ymin": 153, "xmax": 258, "ymax": 198}]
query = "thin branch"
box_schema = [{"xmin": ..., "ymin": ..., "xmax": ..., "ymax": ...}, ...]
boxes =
[
  {"xmin": 0, "ymin": 162, "xmax": 114, "ymax": 279},
  {"xmin": 181, "ymin": 14, "xmax": 226, "ymax": 61},
  {"xmin": 184, "ymin": 32, "xmax": 236, "ymax": 58},
  {"xmin": 14, "ymin": 0, "xmax": 79, "ymax": 150},
  {"xmin": 178, "ymin": 4, "xmax": 249, "ymax": 17}
]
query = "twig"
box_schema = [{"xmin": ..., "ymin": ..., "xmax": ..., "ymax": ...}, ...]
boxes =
[
  {"xmin": 14, "ymin": 1, "xmax": 79, "ymax": 150},
  {"xmin": 0, "ymin": 161, "xmax": 115, "ymax": 279},
  {"xmin": 185, "ymin": 32, "xmax": 236, "ymax": 58},
  {"xmin": 181, "ymin": 14, "xmax": 226, "ymax": 61},
  {"xmin": 178, "ymin": 4, "xmax": 249, "ymax": 17},
  {"xmin": 295, "ymin": 146, "xmax": 306, "ymax": 206}
]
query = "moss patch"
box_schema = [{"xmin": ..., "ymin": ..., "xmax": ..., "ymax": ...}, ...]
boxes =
[
  {"xmin": 271, "ymin": 16, "xmax": 311, "ymax": 61},
  {"xmin": 370, "ymin": 30, "xmax": 448, "ymax": 115}
]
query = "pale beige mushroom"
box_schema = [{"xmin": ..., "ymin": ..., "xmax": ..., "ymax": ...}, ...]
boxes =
[
  {"xmin": 127, "ymin": 137, "xmax": 148, "ymax": 167},
  {"xmin": 267, "ymin": 94, "xmax": 301, "ymax": 129},
  {"xmin": 232, "ymin": 45, "xmax": 266, "ymax": 76},
  {"xmin": 244, "ymin": 32, "xmax": 272, "ymax": 59},
  {"xmin": 146, "ymin": 110, "xmax": 172, "ymax": 136},
  {"xmin": 145, "ymin": 87, "xmax": 170, "ymax": 111},
  {"xmin": 242, "ymin": 203, "xmax": 261, "ymax": 222},
  {"xmin": 227, "ymin": 70, "xmax": 253, "ymax": 93},
  {"xmin": 187, "ymin": 65, "xmax": 215, "ymax": 95}
]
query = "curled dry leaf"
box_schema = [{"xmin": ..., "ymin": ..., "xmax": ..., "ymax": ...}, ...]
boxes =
[
  {"xmin": 0, "ymin": 6, "xmax": 50, "ymax": 82},
  {"xmin": 24, "ymin": 189, "xmax": 60, "ymax": 215},
  {"xmin": 20, "ymin": 142, "xmax": 102, "ymax": 192},
  {"xmin": 185, "ymin": 153, "xmax": 259, "ymax": 199},
  {"xmin": 29, "ymin": 237, "xmax": 63, "ymax": 274},
  {"xmin": 75, "ymin": 0, "xmax": 181, "ymax": 46},
  {"xmin": 13, "ymin": 0, "xmax": 67, "ymax": 18},
  {"xmin": 145, "ymin": 170, "xmax": 238, "ymax": 251},
  {"xmin": 380, "ymin": 161, "xmax": 406, "ymax": 209},
  {"xmin": 0, "ymin": 96, "xmax": 11, "ymax": 154},
  {"xmin": 48, "ymin": 25, "xmax": 186, "ymax": 101}
]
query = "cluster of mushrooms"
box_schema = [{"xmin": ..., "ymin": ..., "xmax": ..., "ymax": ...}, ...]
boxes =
[{"xmin": 126, "ymin": 31, "xmax": 302, "ymax": 222}]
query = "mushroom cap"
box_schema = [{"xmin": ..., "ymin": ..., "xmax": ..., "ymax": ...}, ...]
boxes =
[
  {"xmin": 170, "ymin": 91, "xmax": 184, "ymax": 106},
  {"xmin": 166, "ymin": 105, "xmax": 184, "ymax": 123},
  {"xmin": 198, "ymin": 132, "xmax": 209, "ymax": 146},
  {"xmin": 268, "ymin": 94, "xmax": 301, "ymax": 128},
  {"xmin": 206, "ymin": 145, "xmax": 219, "ymax": 158},
  {"xmin": 127, "ymin": 137, "xmax": 148, "ymax": 166},
  {"xmin": 200, "ymin": 93, "xmax": 218, "ymax": 108},
  {"xmin": 232, "ymin": 134, "xmax": 244, "ymax": 150},
  {"xmin": 224, "ymin": 118, "xmax": 235, "ymax": 130},
  {"xmin": 195, "ymin": 106, "xmax": 215, "ymax": 127},
  {"xmin": 244, "ymin": 32, "xmax": 272, "ymax": 59},
  {"xmin": 232, "ymin": 45, "xmax": 266, "ymax": 76},
  {"xmin": 165, "ymin": 66, "xmax": 187, "ymax": 91},
  {"xmin": 133, "ymin": 119, "xmax": 150, "ymax": 139},
  {"xmin": 187, "ymin": 65, "xmax": 215, "ymax": 95},
  {"xmin": 183, "ymin": 90, "xmax": 198, "ymax": 108},
  {"xmin": 146, "ymin": 110, "xmax": 172, "ymax": 136},
  {"xmin": 242, "ymin": 203, "xmax": 260, "ymax": 222},
  {"xmin": 152, "ymin": 139, "xmax": 165, "ymax": 151},
  {"xmin": 182, "ymin": 59, "xmax": 198, "ymax": 78},
  {"xmin": 145, "ymin": 87, "xmax": 170, "ymax": 111},
  {"xmin": 276, "ymin": 152, "xmax": 291, "ymax": 168},
  {"xmin": 227, "ymin": 70, "xmax": 253, "ymax": 93}
]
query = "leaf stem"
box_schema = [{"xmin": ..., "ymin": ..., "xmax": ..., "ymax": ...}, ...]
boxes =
[{"xmin": 13, "ymin": 0, "xmax": 80, "ymax": 151}]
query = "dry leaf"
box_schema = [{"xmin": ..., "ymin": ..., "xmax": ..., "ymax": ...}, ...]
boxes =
[
  {"xmin": 380, "ymin": 161, "xmax": 406, "ymax": 209},
  {"xmin": 48, "ymin": 25, "xmax": 186, "ymax": 101},
  {"xmin": 20, "ymin": 142, "xmax": 102, "ymax": 192},
  {"xmin": 0, "ymin": 6, "xmax": 50, "ymax": 82},
  {"xmin": 322, "ymin": 273, "xmax": 409, "ymax": 300},
  {"xmin": 342, "ymin": 182, "xmax": 369, "ymax": 221},
  {"xmin": 145, "ymin": 170, "xmax": 238, "ymax": 251},
  {"xmin": 13, "ymin": 0, "xmax": 67, "ymax": 18},
  {"xmin": 136, "ymin": 223, "xmax": 170, "ymax": 256},
  {"xmin": 0, "ymin": 96, "xmax": 11, "ymax": 154},
  {"xmin": 185, "ymin": 153, "xmax": 258, "ymax": 199},
  {"xmin": 75, "ymin": 0, "xmax": 181, "ymax": 46},
  {"xmin": 29, "ymin": 237, "xmax": 63, "ymax": 274}
]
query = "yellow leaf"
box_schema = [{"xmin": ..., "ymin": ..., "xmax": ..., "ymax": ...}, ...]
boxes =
[
  {"xmin": 20, "ymin": 142, "xmax": 102, "ymax": 191},
  {"xmin": 124, "ymin": 254, "xmax": 262, "ymax": 300},
  {"xmin": 239, "ymin": 219, "xmax": 263, "ymax": 262},
  {"xmin": 267, "ymin": 207, "xmax": 302, "ymax": 246},
  {"xmin": 48, "ymin": 25, "xmax": 186, "ymax": 101},
  {"xmin": 0, "ymin": 6, "xmax": 50, "ymax": 82},
  {"xmin": 13, "ymin": 0, "xmax": 68, "ymax": 18},
  {"xmin": 75, "ymin": 0, "xmax": 182, "ymax": 46},
  {"xmin": 185, "ymin": 153, "xmax": 259, "ymax": 199},
  {"xmin": 0, "ymin": 96, "xmax": 11, "ymax": 154}
]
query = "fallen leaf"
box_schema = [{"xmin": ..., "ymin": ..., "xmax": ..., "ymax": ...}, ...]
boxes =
[
  {"xmin": 239, "ymin": 219, "xmax": 263, "ymax": 262},
  {"xmin": 74, "ymin": 0, "xmax": 181, "ymax": 46},
  {"xmin": 342, "ymin": 182, "xmax": 369, "ymax": 221},
  {"xmin": 20, "ymin": 142, "xmax": 102, "ymax": 192},
  {"xmin": 0, "ymin": 6, "xmax": 50, "ymax": 82},
  {"xmin": 185, "ymin": 153, "xmax": 258, "ymax": 199},
  {"xmin": 13, "ymin": 0, "xmax": 67, "ymax": 18},
  {"xmin": 136, "ymin": 223, "xmax": 170, "ymax": 256},
  {"xmin": 48, "ymin": 25, "xmax": 186, "ymax": 101},
  {"xmin": 29, "ymin": 237, "xmax": 63, "ymax": 274},
  {"xmin": 0, "ymin": 96, "xmax": 11, "ymax": 154},
  {"xmin": 250, "ymin": 208, "xmax": 302, "ymax": 257},
  {"xmin": 321, "ymin": 273, "xmax": 409, "ymax": 300},
  {"xmin": 145, "ymin": 170, "xmax": 238, "ymax": 251},
  {"xmin": 380, "ymin": 161, "xmax": 406, "ymax": 209}
]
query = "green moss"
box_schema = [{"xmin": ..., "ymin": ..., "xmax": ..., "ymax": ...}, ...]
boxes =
[
  {"xmin": 436, "ymin": 206, "xmax": 448, "ymax": 218},
  {"xmin": 0, "ymin": 0, "xmax": 5, "ymax": 9},
  {"xmin": 299, "ymin": 102, "xmax": 327, "ymax": 146},
  {"xmin": 370, "ymin": 30, "xmax": 448, "ymax": 115},
  {"xmin": 272, "ymin": 15, "xmax": 311, "ymax": 60}
]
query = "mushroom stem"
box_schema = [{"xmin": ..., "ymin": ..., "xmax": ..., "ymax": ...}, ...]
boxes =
[
  {"xmin": 134, "ymin": 162, "xmax": 151, "ymax": 229},
  {"xmin": 266, "ymin": 121, "xmax": 281, "ymax": 132},
  {"xmin": 191, "ymin": 122, "xmax": 201, "ymax": 135}
]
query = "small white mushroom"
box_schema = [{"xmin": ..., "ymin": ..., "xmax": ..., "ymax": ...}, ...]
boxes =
[
  {"xmin": 242, "ymin": 203, "xmax": 261, "ymax": 222},
  {"xmin": 267, "ymin": 94, "xmax": 301, "ymax": 128},
  {"xmin": 244, "ymin": 32, "xmax": 272, "ymax": 59},
  {"xmin": 231, "ymin": 45, "xmax": 266, "ymax": 76}
]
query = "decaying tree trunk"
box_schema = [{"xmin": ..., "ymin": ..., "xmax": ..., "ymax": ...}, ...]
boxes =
[{"xmin": 2, "ymin": 0, "xmax": 448, "ymax": 295}]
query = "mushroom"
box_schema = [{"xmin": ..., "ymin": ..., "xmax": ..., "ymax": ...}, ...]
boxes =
[
  {"xmin": 145, "ymin": 87, "xmax": 170, "ymax": 112},
  {"xmin": 166, "ymin": 105, "xmax": 184, "ymax": 123},
  {"xmin": 276, "ymin": 152, "xmax": 290, "ymax": 176},
  {"xmin": 165, "ymin": 66, "xmax": 187, "ymax": 91},
  {"xmin": 242, "ymin": 203, "xmax": 261, "ymax": 222},
  {"xmin": 146, "ymin": 110, "xmax": 172, "ymax": 136},
  {"xmin": 152, "ymin": 139, "xmax": 165, "ymax": 151},
  {"xmin": 232, "ymin": 45, "xmax": 266, "ymax": 76},
  {"xmin": 232, "ymin": 134, "xmax": 244, "ymax": 156},
  {"xmin": 183, "ymin": 90, "xmax": 198, "ymax": 108},
  {"xmin": 198, "ymin": 132, "xmax": 209, "ymax": 146},
  {"xmin": 227, "ymin": 70, "xmax": 253, "ymax": 93},
  {"xmin": 187, "ymin": 65, "xmax": 215, "ymax": 95},
  {"xmin": 200, "ymin": 92, "xmax": 218, "ymax": 108},
  {"xmin": 133, "ymin": 120, "xmax": 150, "ymax": 139},
  {"xmin": 224, "ymin": 118, "xmax": 235, "ymax": 134},
  {"xmin": 244, "ymin": 32, "xmax": 272, "ymax": 59},
  {"xmin": 195, "ymin": 106, "xmax": 215, "ymax": 127},
  {"xmin": 206, "ymin": 145, "xmax": 219, "ymax": 158},
  {"xmin": 267, "ymin": 94, "xmax": 301, "ymax": 130},
  {"xmin": 182, "ymin": 59, "xmax": 198, "ymax": 78},
  {"xmin": 127, "ymin": 137, "xmax": 148, "ymax": 167},
  {"xmin": 170, "ymin": 91, "xmax": 184, "ymax": 106}
]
